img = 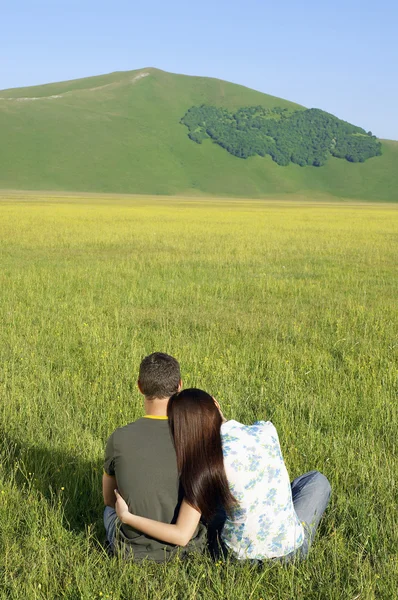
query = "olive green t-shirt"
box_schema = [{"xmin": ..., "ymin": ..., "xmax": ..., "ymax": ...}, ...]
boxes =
[{"xmin": 104, "ymin": 416, "xmax": 206, "ymax": 561}]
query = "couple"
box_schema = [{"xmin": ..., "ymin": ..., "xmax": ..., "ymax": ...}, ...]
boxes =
[{"xmin": 102, "ymin": 352, "xmax": 331, "ymax": 562}]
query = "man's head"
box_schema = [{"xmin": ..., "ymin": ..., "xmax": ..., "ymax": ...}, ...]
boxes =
[{"xmin": 138, "ymin": 352, "xmax": 181, "ymax": 400}]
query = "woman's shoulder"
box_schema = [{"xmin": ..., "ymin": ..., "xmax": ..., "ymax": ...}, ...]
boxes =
[{"xmin": 221, "ymin": 419, "xmax": 278, "ymax": 439}]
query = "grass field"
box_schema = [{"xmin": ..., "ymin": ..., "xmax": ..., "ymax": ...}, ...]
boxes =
[{"xmin": 0, "ymin": 194, "xmax": 397, "ymax": 599}]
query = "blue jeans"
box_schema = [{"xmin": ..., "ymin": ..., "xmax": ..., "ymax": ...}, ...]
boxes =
[
  {"xmin": 285, "ymin": 470, "xmax": 331, "ymax": 560},
  {"xmin": 104, "ymin": 505, "xmax": 118, "ymax": 549}
]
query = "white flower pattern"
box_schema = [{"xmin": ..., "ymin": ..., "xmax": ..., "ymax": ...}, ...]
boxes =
[{"xmin": 221, "ymin": 420, "xmax": 304, "ymax": 560}]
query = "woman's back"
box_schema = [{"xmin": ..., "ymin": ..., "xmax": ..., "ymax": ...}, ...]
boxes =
[{"xmin": 221, "ymin": 420, "xmax": 304, "ymax": 560}]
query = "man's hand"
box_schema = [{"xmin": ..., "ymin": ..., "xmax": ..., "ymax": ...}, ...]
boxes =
[{"xmin": 115, "ymin": 489, "xmax": 130, "ymax": 523}]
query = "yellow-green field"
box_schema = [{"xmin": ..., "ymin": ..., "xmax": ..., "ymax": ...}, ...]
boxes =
[{"xmin": 0, "ymin": 194, "xmax": 397, "ymax": 599}]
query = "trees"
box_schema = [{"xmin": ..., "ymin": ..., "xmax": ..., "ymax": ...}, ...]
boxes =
[{"xmin": 180, "ymin": 106, "xmax": 382, "ymax": 167}]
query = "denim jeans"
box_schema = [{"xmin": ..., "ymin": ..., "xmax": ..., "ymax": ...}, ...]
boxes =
[
  {"xmin": 284, "ymin": 470, "xmax": 331, "ymax": 561},
  {"xmin": 103, "ymin": 505, "xmax": 118, "ymax": 549}
]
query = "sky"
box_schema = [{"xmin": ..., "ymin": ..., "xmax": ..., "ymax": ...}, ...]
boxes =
[{"xmin": 1, "ymin": 0, "xmax": 398, "ymax": 139}]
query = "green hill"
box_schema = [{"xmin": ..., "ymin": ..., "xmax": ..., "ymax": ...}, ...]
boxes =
[{"xmin": 0, "ymin": 67, "xmax": 397, "ymax": 201}]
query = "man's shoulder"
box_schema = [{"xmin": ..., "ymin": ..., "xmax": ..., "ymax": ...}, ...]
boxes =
[
  {"xmin": 109, "ymin": 417, "xmax": 151, "ymax": 438},
  {"xmin": 109, "ymin": 417, "xmax": 171, "ymax": 444}
]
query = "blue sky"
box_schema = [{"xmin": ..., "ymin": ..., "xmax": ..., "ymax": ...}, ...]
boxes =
[{"xmin": 2, "ymin": 0, "xmax": 398, "ymax": 139}]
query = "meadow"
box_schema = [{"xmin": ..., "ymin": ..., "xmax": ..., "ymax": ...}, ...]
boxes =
[{"xmin": 0, "ymin": 194, "xmax": 397, "ymax": 599}]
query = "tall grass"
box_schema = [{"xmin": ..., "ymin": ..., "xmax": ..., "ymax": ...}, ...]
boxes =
[{"xmin": 0, "ymin": 195, "xmax": 397, "ymax": 599}]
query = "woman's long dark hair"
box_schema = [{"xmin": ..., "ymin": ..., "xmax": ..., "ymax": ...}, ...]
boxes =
[{"xmin": 167, "ymin": 388, "xmax": 235, "ymax": 522}]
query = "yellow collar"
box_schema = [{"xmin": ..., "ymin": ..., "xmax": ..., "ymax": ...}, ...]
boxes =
[{"xmin": 143, "ymin": 415, "xmax": 168, "ymax": 420}]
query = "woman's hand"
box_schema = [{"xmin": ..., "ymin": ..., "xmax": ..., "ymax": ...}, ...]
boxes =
[
  {"xmin": 114, "ymin": 489, "xmax": 130, "ymax": 523},
  {"xmin": 112, "ymin": 495, "xmax": 201, "ymax": 546}
]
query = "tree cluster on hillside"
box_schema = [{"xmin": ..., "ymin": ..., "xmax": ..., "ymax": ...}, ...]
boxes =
[{"xmin": 180, "ymin": 105, "xmax": 382, "ymax": 166}]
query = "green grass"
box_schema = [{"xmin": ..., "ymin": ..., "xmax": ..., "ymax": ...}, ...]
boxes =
[
  {"xmin": 0, "ymin": 68, "xmax": 397, "ymax": 201},
  {"xmin": 0, "ymin": 194, "xmax": 397, "ymax": 599}
]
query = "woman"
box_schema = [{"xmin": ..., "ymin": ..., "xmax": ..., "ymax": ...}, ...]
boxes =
[{"xmin": 115, "ymin": 389, "xmax": 331, "ymax": 560}]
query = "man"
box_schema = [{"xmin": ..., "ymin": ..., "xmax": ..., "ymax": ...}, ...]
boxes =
[{"xmin": 103, "ymin": 352, "xmax": 206, "ymax": 561}]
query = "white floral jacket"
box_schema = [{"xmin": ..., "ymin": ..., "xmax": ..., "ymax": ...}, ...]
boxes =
[{"xmin": 220, "ymin": 420, "xmax": 304, "ymax": 559}]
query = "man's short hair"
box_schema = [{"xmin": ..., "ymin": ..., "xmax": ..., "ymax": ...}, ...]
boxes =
[{"xmin": 138, "ymin": 352, "xmax": 181, "ymax": 400}]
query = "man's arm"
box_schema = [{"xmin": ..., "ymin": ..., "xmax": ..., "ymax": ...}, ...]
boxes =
[
  {"xmin": 102, "ymin": 473, "xmax": 117, "ymax": 508},
  {"xmin": 115, "ymin": 491, "xmax": 201, "ymax": 546},
  {"xmin": 103, "ymin": 432, "xmax": 117, "ymax": 507}
]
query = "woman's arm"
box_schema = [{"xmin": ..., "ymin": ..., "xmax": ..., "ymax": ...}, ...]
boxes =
[{"xmin": 114, "ymin": 490, "xmax": 201, "ymax": 547}]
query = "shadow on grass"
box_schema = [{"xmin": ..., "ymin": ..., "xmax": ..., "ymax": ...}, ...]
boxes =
[
  {"xmin": 0, "ymin": 427, "xmax": 229, "ymax": 560},
  {"xmin": 0, "ymin": 428, "xmax": 104, "ymax": 538}
]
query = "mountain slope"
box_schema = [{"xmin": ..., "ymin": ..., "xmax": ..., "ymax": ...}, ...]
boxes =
[{"xmin": 0, "ymin": 68, "xmax": 397, "ymax": 200}]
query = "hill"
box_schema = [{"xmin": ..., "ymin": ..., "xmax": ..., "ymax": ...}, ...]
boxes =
[{"xmin": 0, "ymin": 67, "xmax": 397, "ymax": 201}]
